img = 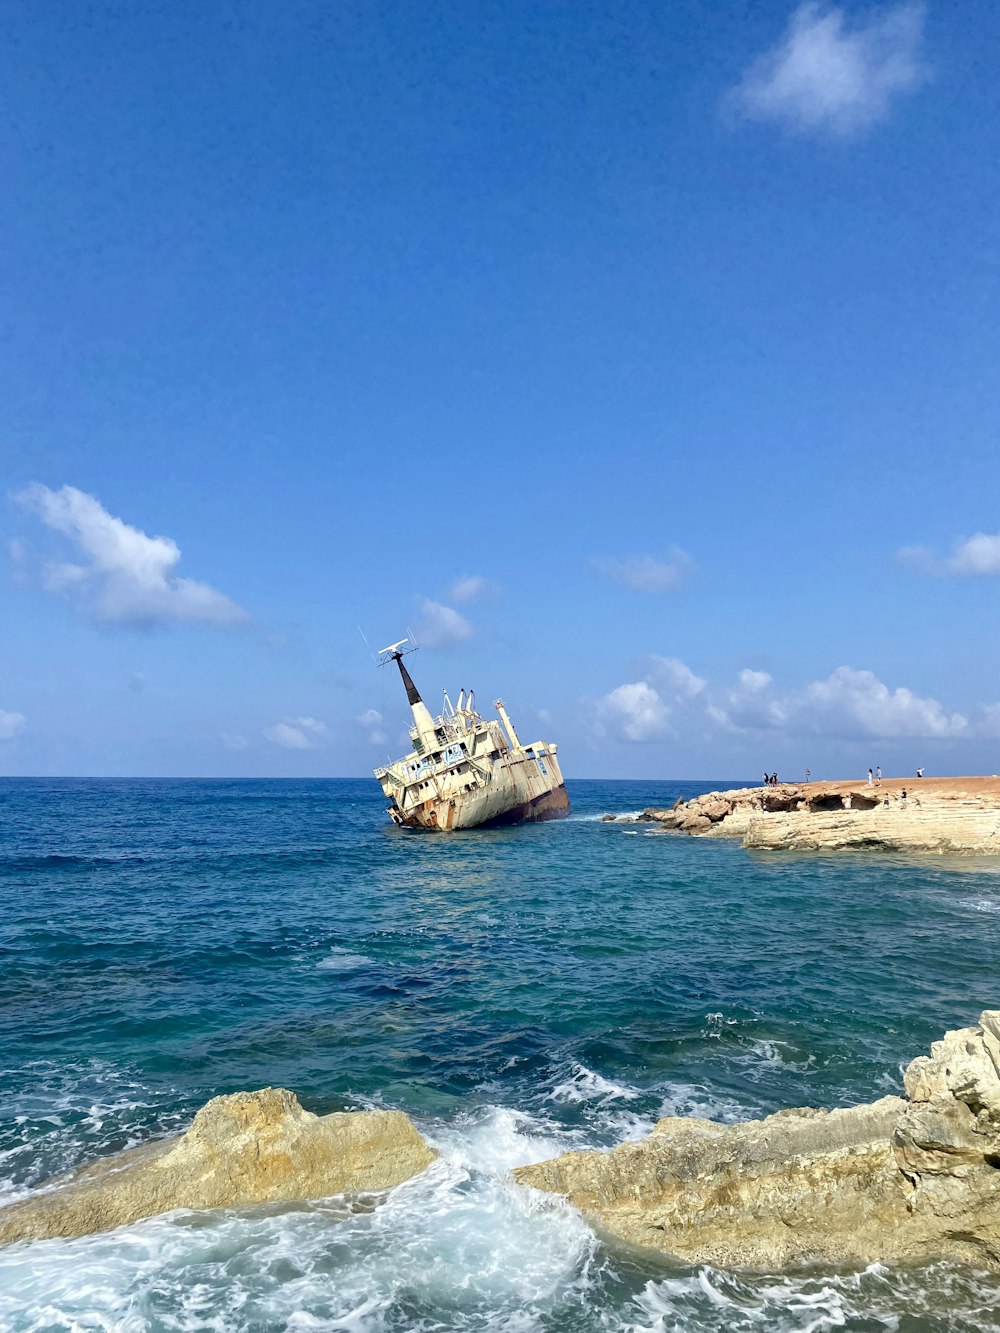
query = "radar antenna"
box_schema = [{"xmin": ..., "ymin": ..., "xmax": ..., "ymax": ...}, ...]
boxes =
[
  {"xmin": 377, "ymin": 637, "xmax": 410, "ymax": 662},
  {"xmin": 376, "ymin": 628, "xmax": 420, "ymax": 667}
]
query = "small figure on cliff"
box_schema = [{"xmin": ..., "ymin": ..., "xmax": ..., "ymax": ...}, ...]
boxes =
[
  {"xmin": 867, "ymin": 768, "xmax": 874, "ymax": 786},
  {"xmin": 917, "ymin": 767, "xmax": 924, "ymax": 778},
  {"xmin": 901, "ymin": 788, "xmax": 908, "ymax": 807},
  {"xmin": 876, "ymin": 766, "xmax": 882, "ymax": 784},
  {"xmin": 883, "ymin": 794, "xmax": 890, "ymax": 807},
  {"xmin": 805, "ymin": 769, "xmax": 811, "ymax": 783},
  {"xmin": 762, "ymin": 773, "xmax": 769, "ymax": 786}
]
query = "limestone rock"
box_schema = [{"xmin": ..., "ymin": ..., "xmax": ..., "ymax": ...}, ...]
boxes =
[
  {"xmin": 514, "ymin": 1012, "xmax": 1000, "ymax": 1271},
  {"xmin": 642, "ymin": 778, "xmax": 1000, "ymax": 855},
  {"xmin": 0, "ymin": 1088, "xmax": 437, "ymax": 1247},
  {"xmin": 516, "ymin": 1098, "xmax": 908, "ymax": 1268},
  {"xmin": 699, "ymin": 797, "xmax": 732, "ymax": 822},
  {"xmin": 677, "ymin": 813, "xmax": 712, "ymax": 833}
]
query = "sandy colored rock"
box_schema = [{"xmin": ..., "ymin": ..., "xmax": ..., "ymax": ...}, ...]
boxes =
[
  {"xmin": 514, "ymin": 1012, "xmax": 1000, "ymax": 1271},
  {"xmin": 634, "ymin": 777, "xmax": 1000, "ymax": 854},
  {"xmin": 0, "ymin": 1088, "xmax": 437, "ymax": 1246}
]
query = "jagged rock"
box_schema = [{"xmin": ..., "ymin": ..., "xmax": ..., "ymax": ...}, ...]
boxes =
[
  {"xmin": 514, "ymin": 1013, "xmax": 1000, "ymax": 1271},
  {"xmin": 699, "ymin": 798, "xmax": 732, "ymax": 822},
  {"xmin": 0, "ymin": 1089, "xmax": 437, "ymax": 1247},
  {"xmin": 677, "ymin": 813, "xmax": 712, "ymax": 833}
]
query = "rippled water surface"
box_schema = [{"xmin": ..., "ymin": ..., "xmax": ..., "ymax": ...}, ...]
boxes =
[{"xmin": 3, "ymin": 777, "xmax": 1000, "ymax": 1330}]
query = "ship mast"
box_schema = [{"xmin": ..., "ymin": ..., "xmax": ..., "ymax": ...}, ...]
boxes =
[{"xmin": 380, "ymin": 641, "xmax": 437, "ymax": 751}]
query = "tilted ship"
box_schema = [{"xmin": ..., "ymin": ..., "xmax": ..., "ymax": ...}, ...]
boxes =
[{"xmin": 373, "ymin": 641, "xmax": 569, "ymax": 831}]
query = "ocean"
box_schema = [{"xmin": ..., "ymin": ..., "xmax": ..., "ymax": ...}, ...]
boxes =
[{"xmin": 2, "ymin": 776, "xmax": 1000, "ymax": 1331}]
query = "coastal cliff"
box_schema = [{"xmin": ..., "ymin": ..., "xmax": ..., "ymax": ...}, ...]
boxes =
[
  {"xmin": 622, "ymin": 776, "xmax": 1000, "ymax": 853},
  {"xmin": 515, "ymin": 1011, "xmax": 1000, "ymax": 1271}
]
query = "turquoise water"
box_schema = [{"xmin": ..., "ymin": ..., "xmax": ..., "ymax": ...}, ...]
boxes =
[{"xmin": 2, "ymin": 777, "xmax": 1000, "ymax": 1330}]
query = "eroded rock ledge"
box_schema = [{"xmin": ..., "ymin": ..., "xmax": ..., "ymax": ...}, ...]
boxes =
[
  {"xmin": 0, "ymin": 1088, "xmax": 437, "ymax": 1246},
  {"xmin": 619, "ymin": 776, "xmax": 1000, "ymax": 853},
  {"xmin": 515, "ymin": 1012, "xmax": 1000, "ymax": 1270}
]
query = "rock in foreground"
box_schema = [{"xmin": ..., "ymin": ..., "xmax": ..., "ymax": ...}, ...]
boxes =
[
  {"xmin": 515, "ymin": 1012, "xmax": 1000, "ymax": 1271},
  {"xmin": 0, "ymin": 1088, "xmax": 437, "ymax": 1246}
]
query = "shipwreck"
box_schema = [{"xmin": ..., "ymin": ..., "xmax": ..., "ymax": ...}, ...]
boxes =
[{"xmin": 373, "ymin": 641, "xmax": 569, "ymax": 831}]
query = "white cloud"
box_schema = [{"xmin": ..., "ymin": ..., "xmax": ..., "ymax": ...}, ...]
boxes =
[
  {"xmin": 899, "ymin": 533, "xmax": 1000, "ymax": 576},
  {"xmin": 596, "ymin": 681, "xmax": 671, "ymax": 742},
  {"xmin": 947, "ymin": 534, "xmax": 1000, "ymax": 574},
  {"xmin": 595, "ymin": 548, "xmax": 694, "ymax": 594},
  {"xmin": 730, "ymin": 2, "xmax": 926, "ymax": 137},
  {"xmin": 14, "ymin": 484, "xmax": 247, "ymax": 629},
  {"xmin": 449, "ymin": 575, "xmax": 497, "ymax": 603},
  {"xmin": 710, "ymin": 669, "xmax": 788, "ymax": 731},
  {"xmin": 646, "ymin": 655, "xmax": 708, "ymax": 701},
  {"xmin": 357, "ymin": 708, "xmax": 388, "ymax": 745},
  {"xmin": 221, "ymin": 733, "xmax": 251, "ymax": 751},
  {"xmin": 708, "ymin": 664, "xmax": 966, "ymax": 740},
  {"xmin": 263, "ymin": 717, "xmax": 330, "ymax": 750},
  {"xmin": 0, "ymin": 710, "xmax": 26, "ymax": 741},
  {"xmin": 738, "ymin": 669, "xmax": 773, "ymax": 693},
  {"xmin": 415, "ymin": 598, "xmax": 474, "ymax": 649},
  {"xmin": 598, "ymin": 655, "xmax": 970, "ymax": 744},
  {"xmin": 801, "ymin": 666, "xmax": 967, "ymax": 739}
]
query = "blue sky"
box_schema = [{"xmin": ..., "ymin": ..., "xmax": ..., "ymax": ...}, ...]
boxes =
[{"xmin": 2, "ymin": 0, "xmax": 999, "ymax": 779}]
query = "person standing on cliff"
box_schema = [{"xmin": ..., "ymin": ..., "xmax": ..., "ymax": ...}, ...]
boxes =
[
  {"xmin": 876, "ymin": 766, "xmax": 882, "ymax": 786},
  {"xmin": 868, "ymin": 768, "xmax": 874, "ymax": 786}
]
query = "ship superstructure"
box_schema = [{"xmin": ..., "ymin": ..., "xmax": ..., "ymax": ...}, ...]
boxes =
[{"xmin": 373, "ymin": 642, "xmax": 569, "ymax": 831}]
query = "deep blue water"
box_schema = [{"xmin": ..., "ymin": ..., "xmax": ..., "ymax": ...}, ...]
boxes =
[{"xmin": 2, "ymin": 777, "xmax": 1000, "ymax": 1330}]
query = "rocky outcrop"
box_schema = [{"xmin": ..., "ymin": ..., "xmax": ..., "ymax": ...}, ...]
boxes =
[
  {"xmin": 515, "ymin": 1012, "xmax": 1000, "ymax": 1270},
  {"xmin": 0, "ymin": 1088, "xmax": 437, "ymax": 1246},
  {"xmin": 631, "ymin": 779, "xmax": 1000, "ymax": 854},
  {"xmin": 745, "ymin": 802, "xmax": 1000, "ymax": 853}
]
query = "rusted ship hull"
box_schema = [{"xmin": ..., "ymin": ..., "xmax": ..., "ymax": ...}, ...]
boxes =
[
  {"xmin": 478, "ymin": 783, "xmax": 570, "ymax": 829},
  {"xmin": 395, "ymin": 781, "xmax": 570, "ymax": 832}
]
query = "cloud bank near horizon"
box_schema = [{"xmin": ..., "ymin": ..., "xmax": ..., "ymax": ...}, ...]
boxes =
[
  {"xmin": 593, "ymin": 659, "xmax": 978, "ymax": 748},
  {"xmin": 263, "ymin": 717, "xmax": 330, "ymax": 750}
]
